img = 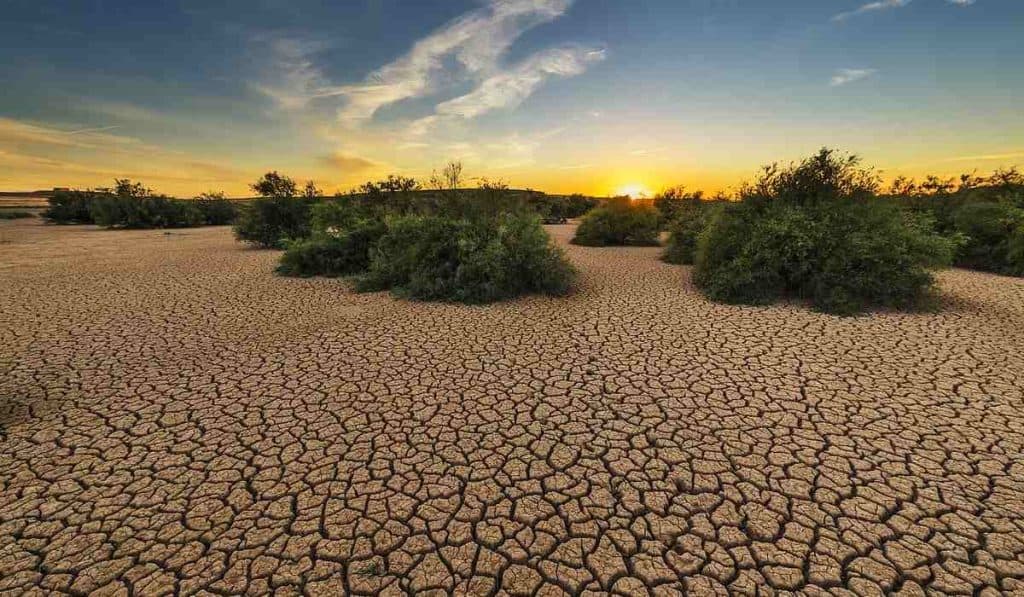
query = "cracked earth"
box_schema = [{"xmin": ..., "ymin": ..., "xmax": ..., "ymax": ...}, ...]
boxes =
[{"xmin": 2, "ymin": 218, "xmax": 1024, "ymax": 596}]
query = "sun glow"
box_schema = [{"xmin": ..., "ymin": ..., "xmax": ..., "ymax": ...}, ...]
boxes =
[{"xmin": 614, "ymin": 183, "xmax": 652, "ymax": 199}]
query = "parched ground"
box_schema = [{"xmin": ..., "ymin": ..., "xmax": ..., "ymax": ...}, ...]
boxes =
[{"xmin": 2, "ymin": 219, "xmax": 1024, "ymax": 596}]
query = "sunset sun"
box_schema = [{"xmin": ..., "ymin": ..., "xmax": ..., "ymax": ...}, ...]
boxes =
[{"xmin": 615, "ymin": 183, "xmax": 652, "ymax": 199}]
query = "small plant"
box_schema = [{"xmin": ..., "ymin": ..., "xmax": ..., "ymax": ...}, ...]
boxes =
[{"xmin": 571, "ymin": 197, "xmax": 661, "ymax": 247}]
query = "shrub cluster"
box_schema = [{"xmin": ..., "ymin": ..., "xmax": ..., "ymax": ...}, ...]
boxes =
[
  {"xmin": 882, "ymin": 169, "xmax": 1024, "ymax": 276},
  {"xmin": 90, "ymin": 194, "xmax": 204, "ymax": 228},
  {"xmin": 357, "ymin": 212, "xmax": 574, "ymax": 303},
  {"xmin": 276, "ymin": 220, "xmax": 387, "ymax": 278},
  {"xmin": 662, "ymin": 200, "xmax": 721, "ymax": 265},
  {"xmin": 950, "ymin": 201, "xmax": 1024, "ymax": 276},
  {"xmin": 691, "ymin": 149, "xmax": 956, "ymax": 315},
  {"xmin": 44, "ymin": 190, "xmax": 101, "ymax": 224},
  {"xmin": 233, "ymin": 172, "xmax": 319, "ymax": 248},
  {"xmin": 526, "ymin": 193, "xmax": 599, "ymax": 224},
  {"xmin": 571, "ymin": 197, "xmax": 660, "ymax": 246},
  {"xmin": 43, "ymin": 181, "xmax": 238, "ymax": 228},
  {"xmin": 275, "ymin": 170, "xmax": 576, "ymax": 303},
  {"xmin": 0, "ymin": 211, "xmax": 36, "ymax": 220},
  {"xmin": 193, "ymin": 192, "xmax": 239, "ymax": 225}
]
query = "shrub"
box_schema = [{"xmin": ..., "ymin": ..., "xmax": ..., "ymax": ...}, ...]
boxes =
[
  {"xmin": 654, "ymin": 187, "xmax": 706, "ymax": 226},
  {"xmin": 194, "ymin": 192, "xmax": 238, "ymax": 225},
  {"xmin": 277, "ymin": 220, "xmax": 387, "ymax": 278},
  {"xmin": 662, "ymin": 201, "xmax": 720, "ymax": 265},
  {"xmin": 234, "ymin": 197, "xmax": 313, "ymax": 248},
  {"xmin": 357, "ymin": 212, "xmax": 574, "ymax": 303},
  {"xmin": 693, "ymin": 149, "xmax": 955, "ymax": 315},
  {"xmin": 571, "ymin": 197, "xmax": 661, "ymax": 246},
  {"xmin": 44, "ymin": 190, "xmax": 98, "ymax": 224},
  {"xmin": 951, "ymin": 201, "xmax": 1024, "ymax": 274},
  {"xmin": 90, "ymin": 195, "xmax": 204, "ymax": 229},
  {"xmin": 234, "ymin": 172, "xmax": 316, "ymax": 248},
  {"xmin": 0, "ymin": 211, "xmax": 36, "ymax": 220}
]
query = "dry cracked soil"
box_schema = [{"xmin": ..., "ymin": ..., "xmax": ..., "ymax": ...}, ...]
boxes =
[{"xmin": 2, "ymin": 218, "xmax": 1024, "ymax": 596}]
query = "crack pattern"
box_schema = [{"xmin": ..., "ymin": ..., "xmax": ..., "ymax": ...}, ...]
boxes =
[{"xmin": 2, "ymin": 220, "xmax": 1024, "ymax": 595}]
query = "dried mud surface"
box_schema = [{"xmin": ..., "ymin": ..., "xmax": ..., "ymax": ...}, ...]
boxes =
[{"xmin": 2, "ymin": 219, "xmax": 1024, "ymax": 596}]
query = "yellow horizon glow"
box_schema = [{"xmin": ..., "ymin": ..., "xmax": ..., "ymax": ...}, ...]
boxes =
[{"xmin": 613, "ymin": 183, "xmax": 653, "ymax": 199}]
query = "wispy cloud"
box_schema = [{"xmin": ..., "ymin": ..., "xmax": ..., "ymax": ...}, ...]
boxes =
[
  {"xmin": 832, "ymin": 0, "xmax": 975, "ymax": 22},
  {"xmin": 321, "ymin": 151, "xmax": 380, "ymax": 172},
  {"xmin": 253, "ymin": 37, "xmax": 333, "ymax": 110},
  {"xmin": 832, "ymin": 0, "xmax": 911, "ymax": 22},
  {"xmin": 830, "ymin": 68, "xmax": 877, "ymax": 87},
  {"xmin": 254, "ymin": 0, "xmax": 602, "ymax": 134},
  {"xmin": 66, "ymin": 125, "xmax": 121, "ymax": 135},
  {"xmin": 943, "ymin": 151, "xmax": 1024, "ymax": 162},
  {"xmin": 435, "ymin": 46, "xmax": 605, "ymax": 119}
]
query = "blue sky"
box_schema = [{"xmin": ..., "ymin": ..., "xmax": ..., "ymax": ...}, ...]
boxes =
[{"xmin": 1, "ymin": 0, "xmax": 1021, "ymax": 195}]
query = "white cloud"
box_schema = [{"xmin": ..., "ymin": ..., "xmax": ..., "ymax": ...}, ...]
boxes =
[
  {"xmin": 832, "ymin": 0, "xmax": 911, "ymax": 22},
  {"xmin": 832, "ymin": 0, "xmax": 974, "ymax": 22},
  {"xmin": 326, "ymin": 0, "xmax": 574, "ymax": 123},
  {"xmin": 434, "ymin": 46, "xmax": 606, "ymax": 119},
  {"xmin": 829, "ymin": 68, "xmax": 877, "ymax": 86},
  {"xmin": 254, "ymin": 0, "xmax": 602, "ymax": 135}
]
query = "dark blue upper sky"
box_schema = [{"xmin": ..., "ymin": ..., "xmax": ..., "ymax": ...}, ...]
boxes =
[{"xmin": 2, "ymin": 0, "xmax": 1021, "ymax": 195}]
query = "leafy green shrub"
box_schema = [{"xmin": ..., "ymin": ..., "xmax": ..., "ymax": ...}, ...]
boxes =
[
  {"xmin": 525, "ymin": 192, "xmax": 599, "ymax": 223},
  {"xmin": 0, "ymin": 211, "xmax": 36, "ymax": 220},
  {"xmin": 44, "ymin": 190, "xmax": 98, "ymax": 224},
  {"xmin": 234, "ymin": 197, "xmax": 313, "ymax": 248},
  {"xmin": 357, "ymin": 212, "xmax": 574, "ymax": 303},
  {"xmin": 662, "ymin": 201, "xmax": 720, "ymax": 265},
  {"xmin": 693, "ymin": 149, "xmax": 955, "ymax": 315},
  {"xmin": 194, "ymin": 192, "xmax": 238, "ymax": 225},
  {"xmin": 1007, "ymin": 224, "xmax": 1024, "ymax": 276},
  {"xmin": 90, "ymin": 195, "xmax": 204, "ymax": 228},
  {"xmin": 234, "ymin": 172, "xmax": 316, "ymax": 248},
  {"xmin": 571, "ymin": 197, "xmax": 660, "ymax": 246},
  {"xmin": 951, "ymin": 201, "xmax": 1024, "ymax": 274},
  {"xmin": 654, "ymin": 187, "xmax": 707, "ymax": 226},
  {"xmin": 277, "ymin": 220, "xmax": 387, "ymax": 278}
]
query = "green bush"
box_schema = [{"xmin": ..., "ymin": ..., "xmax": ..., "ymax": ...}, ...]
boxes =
[
  {"xmin": 44, "ymin": 190, "xmax": 98, "ymax": 224},
  {"xmin": 357, "ymin": 212, "xmax": 574, "ymax": 303},
  {"xmin": 0, "ymin": 211, "xmax": 36, "ymax": 220},
  {"xmin": 90, "ymin": 195, "xmax": 204, "ymax": 229},
  {"xmin": 233, "ymin": 197, "xmax": 314, "ymax": 248},
  {"xmin": 571, "ymin": 197, "xmax": 660, "ymax": 246},
  {"xmin": 277, "ymin": 220, "xmax": 387, "ymax": 278},
  {"xmin": 693, "ymin": 149, "xmax": 955, "ymax": 315},
  {"xmin": 194, "ymin": 192, "xmax": 238, "ymax": 225},
  {"xmin": 233, "ymin": 173, "xmax": 318, "ymax": 248},
  {"xmin": 950, "ymin": 201, "xmax": 1024, "ymax": 275},
  {"xmin": 662, "ymin": 201, "xmax": 720, "ymax": 265}
]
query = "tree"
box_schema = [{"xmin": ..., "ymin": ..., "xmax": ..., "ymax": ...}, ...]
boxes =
[
  {"xmin": 252, "ymin": 171, "xmax": 298, "ymax": 198},
  {"xmin": 302, "ymin": 180, "xmax": 323, "ymax": 199},
  {"xmin": 430, "ymin": 161, "xmax": 464, "ymax": 190}
]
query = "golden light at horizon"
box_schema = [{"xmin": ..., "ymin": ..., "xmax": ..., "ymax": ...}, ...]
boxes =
[{"xmin": 614, "ymin": 183, "xmax": 652, "ymax": 198}]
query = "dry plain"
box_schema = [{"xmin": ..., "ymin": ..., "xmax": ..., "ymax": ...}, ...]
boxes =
[{"xmin": 2, "ymin": 218, "xmax": 1024, "ymax": 595}]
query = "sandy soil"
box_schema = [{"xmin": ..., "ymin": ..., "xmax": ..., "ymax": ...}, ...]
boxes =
[{"xmin": 2, "ymin": 218, "xmax": 1024, "ymax": 595}]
